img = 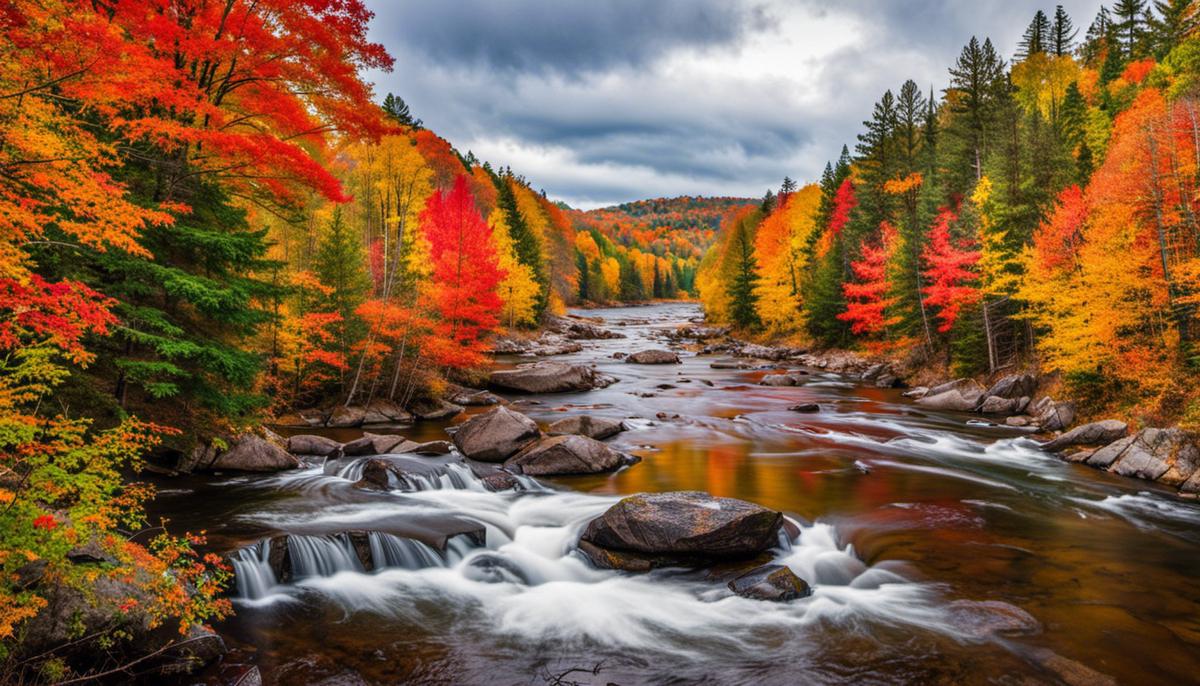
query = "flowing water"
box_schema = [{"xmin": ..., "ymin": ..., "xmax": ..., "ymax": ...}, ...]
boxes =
[{"xmin": 149, "ymin": 303, "xmax": 1200, "ymax": 685}]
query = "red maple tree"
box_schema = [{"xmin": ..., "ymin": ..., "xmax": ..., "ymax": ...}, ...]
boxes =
[
  {"xmin": 921, "ymin": 208, "xmax": 981, "ymax": 332},
  {"xmin": 838, "ymin": 221, "xmax": 900, "ymax": 336},
  {"xmin": 420, "ymin": 175, "xmax": 505, "ymax": 368}
]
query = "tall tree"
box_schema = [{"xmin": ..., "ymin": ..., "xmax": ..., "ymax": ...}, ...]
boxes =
[
  {"xmin": 1052, "ymin": 5, "xmax": 1079, "ymax": 56},
  {"xmin": 495, "ymin": 174, "xmax": 549, "ymax": 318},
  {"xmin": 728, "ymin": 216, "xmax": 762, "ymax": 329},
  {"xmin": 1150, "ymin": 0, "xmax": 1200, "ymax": 56},
  {"xmin": 946, "ymin": 37, "xmax": 1008, "ymax": 192},
  {"xmin": 1018, "ymin": 10, "xmax": 1053, "ymax": 58},
  {"xmin": 420, "ymin": 176, "xmax": 503, "ymax": 368},
  {"xmin": 1113, "ymin": 0, "xmax": 1150, "ymax": 57}
]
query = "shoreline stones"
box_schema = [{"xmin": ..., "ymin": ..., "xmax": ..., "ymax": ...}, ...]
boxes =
[{"xmin": 578, "ymin": 491, "xmax": 784, "ymax": 571}]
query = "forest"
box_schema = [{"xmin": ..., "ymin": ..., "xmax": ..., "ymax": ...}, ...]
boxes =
[
  {"xmin": 699, "ymin": 1, "xmax": 1200, "ymax": 427},
  {"xmin": 3, "ymin": 0, "xmax": 1200, "ymax": 684}
]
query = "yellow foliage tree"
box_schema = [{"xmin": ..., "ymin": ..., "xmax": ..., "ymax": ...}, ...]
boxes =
[{"xmin": 488, "ymin": 209, "xmax": 541, "ymax": 327}]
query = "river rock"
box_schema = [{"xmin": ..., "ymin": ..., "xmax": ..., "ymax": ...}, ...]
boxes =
[
  {"xmin": 444, "ymin": 384, "xmax": 502, "ymax": 406},
  {"xmin": 410, "ymin": 440, "xmax": 453, "ymax": 456},
  {"xmin": 982, "ymin": 373, "xmax": 1037, "ymax": 401},
  {"xmin": 343, "ymin": 433, "xmax": 409, "ymax": 456},
  {"xmin": 326, "ymin": 405, "xmax": 366, "ymax": 428},
  {"xmin": 789, "ymin": 403, "xmax": 820, "ymax": 413},
  {"xmin": 546, "ymin": 415, "xmax": 625, "ymax": 440},
  {"xmin": 208, "ymin": 434, "xmax": 298, "ymax": 472},
  {"xmin": 915, "ymin": 388, "xmax": 982, "ymax": 412},
  {"xmin": 1086, "ymin": 428, "xmax": 1200, "ymax": 486},
  {"xmin": 1041, "ymin": 419, "xmax": 1128, "ymax": 452},
  {"xmin": 760, "ymin": 373, "xmax": 802, "ymax": 387},
  {"xmin": 579, "ymin": 491, "xmax": 783, "ymax": 567},
  {"xmin": 860, "ymin": 363, "xmax": 900, "ymax": 388},
  {"xmin": 505, "ymin": 435, "xmax": 639, "ymax": 475},
  {"xmin": 451, "ymin": 406, "xmax": 540, "ymax": 462},
  {"xmin": 626, "ymin": 349, "xmax": 681, "ymax": 364},
  {"xmin": 361, "ymin": 399, "xmax": 414, "ymax": 425},
  {"xmin": 489, "ymin": 361, "xmax": 611, "ymax": 393},
  {"xmin": 407, "ymin": 397, "xmax": 463, "ymax": 420},
  {"xmin": 727, "ymin": 564, "xmax": 812, "ymax": 601},
  {"xmin": 1034, "ymin": 399, "xmax": 1076, "ymax": 432},
  {"xmin": 978, "ymin": 395, "xmax": 1030, "ymax": 416},
  {"xmin": 480, "ymin": 472, "xmax": 519, "ymax": 491},
  {"xmin": 354, "ymin": 458, "xmax": 405, "ymax": 490},
  {"xmin": 287, "ymin": 434, "xmax": 342, "ymax": 457},
  {"xmin": 552, "ymin": 317, "xmax": 626, "ymax": 340}
]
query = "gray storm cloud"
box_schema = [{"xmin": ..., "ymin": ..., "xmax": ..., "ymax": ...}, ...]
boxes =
[{"xmin": 362, "ymin": 0, "xmax": 1104, "ymax": 209}]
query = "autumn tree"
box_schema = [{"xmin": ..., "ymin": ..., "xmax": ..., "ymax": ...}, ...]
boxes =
[{"xmin": 420, "ymin": 176, "xmax": 504, "ymax": 368}]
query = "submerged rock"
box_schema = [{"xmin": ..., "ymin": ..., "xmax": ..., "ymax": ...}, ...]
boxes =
[
  {"xmin": 789, "ymin": 403, "xmax": 820, "ymax": 413},
  {"xmin": 452, "ymin": 406, "xmax": 540, "ymax": 462},
  {"xmin": 625, "ymin": 349, "xmax": 681, "ymax": 364},
  {"xmin": 505, "ymin": 434, "xmax": 638, "ymax": 475},
  {"xmin": 760, "ymin": 373, "xmax": 803, "ymax": 387},
  {"xmin": 727, "ymin": 564, "xmax": 812, "ymax": 601},
  {"xmin": 489, "ymin": 361, "xmax": 612, "ymax": 393},
  {"xmin": 579, "ymin": 491, "xmax": 783, "ymax": 570},
  {"xmin": 480, "ymin": 472, "xmax": 519, "ymax": 492},
  {"xmin": 1041, "ymin": 419, "xmax": 1128, "ymax": 452},
  {"xmin": 546, "ymin": 415, "xmax": 625, "ymax": 440}
]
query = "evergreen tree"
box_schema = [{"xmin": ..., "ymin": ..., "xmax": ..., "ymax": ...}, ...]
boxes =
[
  {"xmin": 896, "ymin": 80, "xmax": 926, "ymax": 172},
  {"xmin": 760, "ymin": 189, "xmax": 776, "ymax": 214},
  {"xmin": 313, "ymin": 208, "xmax": 371, "ymax": 382},
  {"xmin": 382, "ymin": 93, "xmax": 423, "ymax": 129},
  {"xmin": 1018, "ymin": 10, "xmax": 1052, "ymax": 59},
  {"xmin": 1082, "ymin": 7, "xmax": 1115, "ymax": 64},
  {"xmin": 728, "ymin": 218, "xmax": 761, "ymax": 329},
  {"xmin": 945, "ymin": 37, "xmax": 1007, "ymax": 195},
  {"xmin": 1150, "ymin": 0, "xmax": 1200, "ymax": 57},
  {"xmin": 1051, "ymin": 5, "xmax": 1079, "ymax": 56},
  {"xmin": 618, "ymin": 255, "xmax": 644, "ymax": 301},
  {"xmin": 855, "ymin": 89, "xmax": 899, "ymax": 229},
  {"xmin": 1059, "ymin": 81, "xmax": 1092, "ymax": 182},
  {"xmin": 1113, "ymin": 0, "xmax": 1149, "ymax": 57},
  {"xmin": 495, "ymin": 174, "xmax": 549, "ymax": 318},
  {"xmin": 80, "ymin": 181, "xmax": 282, "ymax": 425},
  {"xmin": 780, "ymin": 176, "xmax": 798, "ymax": 196},
  {"xmin": 576, "ymin": 249, "xmax": 590, "ymax": 301}
]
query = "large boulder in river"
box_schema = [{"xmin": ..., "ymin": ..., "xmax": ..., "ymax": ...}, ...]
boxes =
[
  {"xmin": 489, "ymin": 361, "xmax": 611, "ymax": 393},
  {"xmin": 287, "ymin": 434, "xmax": 342, "ymax": 457},
  {"xmin": 505, "ymin": 435, "xmax": 638, "ymax": 475},
  {"xmin": 1041, "ymin": 419, "xmax": 1128, "ymax": 452},
  {"xmin": 407, "ymin": 397, "xmax": 463, "ymax": 420},
  {"xmin": 916, "ymin": 388, "xmax": 983, "ymax": 412},
  {"xmin": 326, "ymin": 405, "xmax": 366, "ymax": 428},
  {"xmin": 547, "ymin": 415, "xmax": 625, "ymax": 440},
  {"xmin": 625, "ymin": 349, "xmax": 681, "ymax": 364},
  {"xmin": 727, "ymin": 564, "xmax": 812, "ymax": 602},
  {"xmin": 209, "ymin": 435, "xmax": 298, "ymax": 472},
  {"xmin": 579, "ymin": 491, "xmax": 783, "ymax": 571},
  {"xmin": 1085, "ymin": 428, "xmax": 1200, "ymax": 486},
  {"xmin": 978, "ymin": 395, "xmax": 1030, "ymax": 416},
  {"xmin": 452, "ymin": 406, "xmax": 540, "ymax": 462},
  {"xmin": 361, "ymin": 399, "xmax": 414, "ymax": 426}
]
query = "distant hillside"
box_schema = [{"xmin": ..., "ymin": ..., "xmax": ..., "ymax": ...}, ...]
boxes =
[{"xmin": 566, "ymin": 196, "xmax": 755, "ymax": 301}]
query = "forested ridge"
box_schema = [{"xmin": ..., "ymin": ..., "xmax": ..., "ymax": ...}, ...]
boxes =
[{"xmin": 699, "ymin": 1, "xmax": 1200, "ymax": 429}]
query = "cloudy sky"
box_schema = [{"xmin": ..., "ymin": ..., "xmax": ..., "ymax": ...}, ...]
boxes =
[{"xmin": 362, "ymin": 0, "xmax": 1102, "ymax": 209}]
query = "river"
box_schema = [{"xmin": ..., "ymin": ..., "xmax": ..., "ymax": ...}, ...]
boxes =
[{"xmin": 150, "ymin": 302, "xmax": 1200, "ymax": 685}]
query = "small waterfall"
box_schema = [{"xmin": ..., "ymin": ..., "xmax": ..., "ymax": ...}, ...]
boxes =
[
  {"xmin": 368, "ymin": 533, "xmax": 445, "ymax": 569},
  {"xmin": 336, "ymin": 459, "xmax": 543, "ymax": 493},
  {"xmin": 288, "ymin": 534, "xmax": 363, "ymax": 578},
  {"xmin": 232, "ymin": 539, "xmax": 277, "ymax": 600}
]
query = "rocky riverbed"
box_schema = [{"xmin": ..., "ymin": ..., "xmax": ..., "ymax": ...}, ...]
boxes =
[{"xmin": 147, "ymin": 302, "xmax": 1200, "ymax": 686}]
